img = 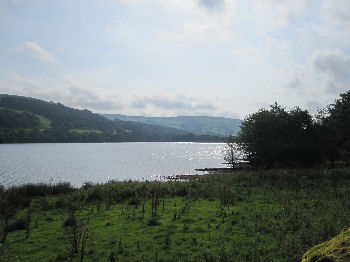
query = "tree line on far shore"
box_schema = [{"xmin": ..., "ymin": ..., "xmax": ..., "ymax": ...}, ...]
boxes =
[{"xmin": 226, "ymin": 89, "xmax": 350, "ymax": 169}]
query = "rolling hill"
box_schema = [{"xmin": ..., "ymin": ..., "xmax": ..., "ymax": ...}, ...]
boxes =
[
  {"xmin": 101, "ymin": 114, "xmax": 242, "ymax": 137},
  {"xmin": 0, "ymin": 94, "xmax": 224, "ymax": 143}
]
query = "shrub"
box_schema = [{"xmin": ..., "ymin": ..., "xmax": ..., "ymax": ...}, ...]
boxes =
[
  {"xmin": 127, "ymin": 197, "xmax": 141, "ymax": 206},
  {"xmin": 8, "ymin": 217, "xmax": 25, "ymax": 232},
  {"xmin": 147, "ymin": 216, "xmax": 161, "ymax": 226},
  {"xmin": 109, "ymin": 251, "xmax": 116, "ymax": 262},
  {"xmin": 55, "ymin": 198, "xmax": 66, "ymax": 209},
  {"xmin": 86, "ymin": 188, "xmax": 102, "ymax": 202},
  {"xmin": 63, "ymin": 216, "xmax": 76, "ymax": 228}
]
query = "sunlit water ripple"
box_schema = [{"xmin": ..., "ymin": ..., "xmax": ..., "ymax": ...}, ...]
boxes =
[{"xmin": 0, "ymin": 142, "xmax": 226, "ymax": 187}]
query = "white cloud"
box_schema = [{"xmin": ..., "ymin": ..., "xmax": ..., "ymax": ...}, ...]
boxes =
[
  {"xmin": 157, "ymin": 19, "xmax": 237, "ymax": 44},
  {"xmin": 322, "ymin": 0, "xmax": 350, "ymax": 24},
  {"xmin": 319, "ymin": 0, "xmax": 350, "ymax": 44},
  {"xmin": 0, "ymin": 72, "xmax": 224, "ymax": 116},
  {"xmin": 198, "ymin": 0, "xmax": 225, "ymax": 11},
  {"xmin": 17, "ymin": 42, "xmax": 58, "ymax": 64},
  {"xmin": 252, "ymin": 0, "xmax": 312, "ymax": 29},
  {"xmin": 284, "ymin": 66, "xmax": 306, "ymax": 89},
  {"xmin": 119, "ymin": 0, "xmax": 207, "ymax": 14},
  {"xmin": 2, "ymin": 0, "xmax": 349, "ymax": 120},
  {"xmin": 119, "ymin": 0, "xmax": 238, "ymax": 45},
  {"xmin": 2, "ymin": 67, "xmax": 339, "ymax": 119},
  {"xmin": 311, "ymin": 49, "xmax": 350, "ymax": 77},
  {"xmin": 265, "ymin": 36, "xmax": 291, "ymax": 57},
  {"xmin": 311, "ymin": 49, "xmax": 350, "ymax": 93},
  {"xmin": 119, "ymin": 0, "xmax": 238, "ymax": 15},
  {"xmin": 0, "ymin": 72, "xmax": 122, "ymax": 109}
]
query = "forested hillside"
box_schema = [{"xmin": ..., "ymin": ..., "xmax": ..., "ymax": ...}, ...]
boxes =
[
  {"xmin": 102, "ymin": 114, "xmax": 242, "ymax": 137},
  {"xmin": 0, "ymin": 95, "xmax": 224, "ymax": 143}
]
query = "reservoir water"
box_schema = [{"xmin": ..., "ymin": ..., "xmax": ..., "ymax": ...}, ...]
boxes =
[{"xmin": 0, "ymin": 142, "xmax": 226, "ymax": 187}]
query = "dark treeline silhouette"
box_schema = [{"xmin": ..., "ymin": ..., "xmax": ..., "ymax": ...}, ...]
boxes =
[
  {"xmin": 0, "ymin": 125, "xmax": 223, "ymax": 143},
  {"xmin": 235, "ymin": 90, "xmax": 350, "ymax": 168}
]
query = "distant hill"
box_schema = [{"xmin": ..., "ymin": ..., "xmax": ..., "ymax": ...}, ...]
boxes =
[
  {"xmin": 101, "ymin": 114, "xmax": 242, "ymax": 137},
  {"xmin": 0, "ymin": 94, "xmax": 224, "ymax": 143}
]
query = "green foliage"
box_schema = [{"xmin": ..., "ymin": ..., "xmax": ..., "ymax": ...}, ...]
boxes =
[
  {"xmin": 6, "ymin": 182, "xmax": 75, "ymax": 199},
  {"xmin": 238, "ymin": 103, "xmax": 323, "ymax": 168},
  {"xmin": 7, "ymin": 216, "xmax": 25, "ymax": 232},
  {"xmin": 147, "ymin": 216, "xmax": 161, "ymax": 226},
  {"xmin": 0, "ymin": 94, "xmax": 224, "ymax": 143},
  {"xmin": 1, "ymin": 168, "xmax": 350, "ymax": 261},
  {"xmin": 327, "ymin": 90, "xmax": 350, "ymax": 163},
  {"xmin": 235, "ymin": 90, "xmax": 350, "ymax": 168},
  {"xmin": 0, "ymin": 108, "xmax": 40, "ymax": 128},
  {"xmin": 35, "ymin": 114, "xmax": 51, "ymax": 128}
]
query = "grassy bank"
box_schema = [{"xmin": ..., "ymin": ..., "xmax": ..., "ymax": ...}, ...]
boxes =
[{"xmin": 1, "ymin": 168, "xmax": 350, "ymax": 261}]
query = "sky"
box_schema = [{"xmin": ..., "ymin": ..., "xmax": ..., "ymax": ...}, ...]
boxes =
[{"xmin": 0, "ymin": 0, "xmax": 350, "ymax": 119}]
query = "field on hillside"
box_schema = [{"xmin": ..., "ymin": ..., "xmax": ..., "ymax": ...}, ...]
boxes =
[{"xmin": 1, "ymin": 169, "xmax": 350, "ymax": 262}]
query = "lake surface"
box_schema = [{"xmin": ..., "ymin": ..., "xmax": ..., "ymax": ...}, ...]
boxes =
[{"xmin": 0, "ymin": 142, "xmax": 226, "ymax": 187}]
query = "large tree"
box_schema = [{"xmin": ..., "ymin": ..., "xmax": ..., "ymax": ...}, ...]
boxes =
[
  {"xmin": 327, "ymin": 90, "xmax": 350, "ymax": 163},
  {"xmin": 238, "ymin": 103, "xmax": 322, "ymax": 168},
  {"xmin": 223, "ymin": 135, "xmax": 243, "ymax": 168}
]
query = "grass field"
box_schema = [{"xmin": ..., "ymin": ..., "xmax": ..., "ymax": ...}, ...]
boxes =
[
  {"xmin": 0, "ymin": 106, "xmax": 51, "ymax": 129},
  {"xmin": 1, "ymin": 169, "xmax": 350, "ymax": 261},
  {"xmin": 70, "ymin": 129, "xmax": 103, "ymax": 134},
  {"xmin": 36, "ymin": 114, "xmax": 51, "ymax": 128}
]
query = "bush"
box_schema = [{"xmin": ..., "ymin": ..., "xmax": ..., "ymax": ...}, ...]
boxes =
[
  {"xmin": 127, "ymin": 197, "xmax": 141, "ymax": 206},
  {"xmin": 55, "ymin": 198, "xmax": 66, "ymax": 209},
  {"xmin": 63, "ymin": 214, "xmax": 77, "ymax": 228},
  {"xmin": 147, "ymin": 216, "xmax": 161, "ymax": 226},
  {"xmin": 175, "ymin": 186, "xmax": 188, "ymax": 197},
  {"xmin": 86, "ymin": 188, "xmax": 102, "ymax": 202},
  {"xmin": 8, "ymin": 217, "xmax": 25, "ymax": 232}
]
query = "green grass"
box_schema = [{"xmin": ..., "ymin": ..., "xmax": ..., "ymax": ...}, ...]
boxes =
[
  {"xmin": 69, "ymin": 129, "xmax": 102, "ymax": 134},
  {"xmin": 35, "ymin": 114, "xmax": 51, "ymax": 128},
  {"xmin": 0, "ymin": 106, "xmax": 21, "ymax": 113},
  {"xmin": 0, "ymin": 106, "xmax": 51, "ymax": 128},
  {"xmin": 1, "ymin": 169, "xmax": 350, "ymax": 261},
  {"xmin": 0, "ymin": 106, "xmax": 102, "ymax": 134}
]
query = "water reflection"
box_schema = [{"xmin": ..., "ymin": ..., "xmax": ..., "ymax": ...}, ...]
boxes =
[{"xmin": 0, "ymin": 142, "xmax": 226, "ymax": 187}]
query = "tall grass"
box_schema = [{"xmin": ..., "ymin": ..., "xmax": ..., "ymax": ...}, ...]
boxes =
[{"xmin": 1, "ymin": 168, "xmax": 350, "ymax": 261}]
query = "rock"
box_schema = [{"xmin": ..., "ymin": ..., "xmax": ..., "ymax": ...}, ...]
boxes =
[{"xmin": 302, "ymin": 227, "xmax": 350, "ymax": 262}]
